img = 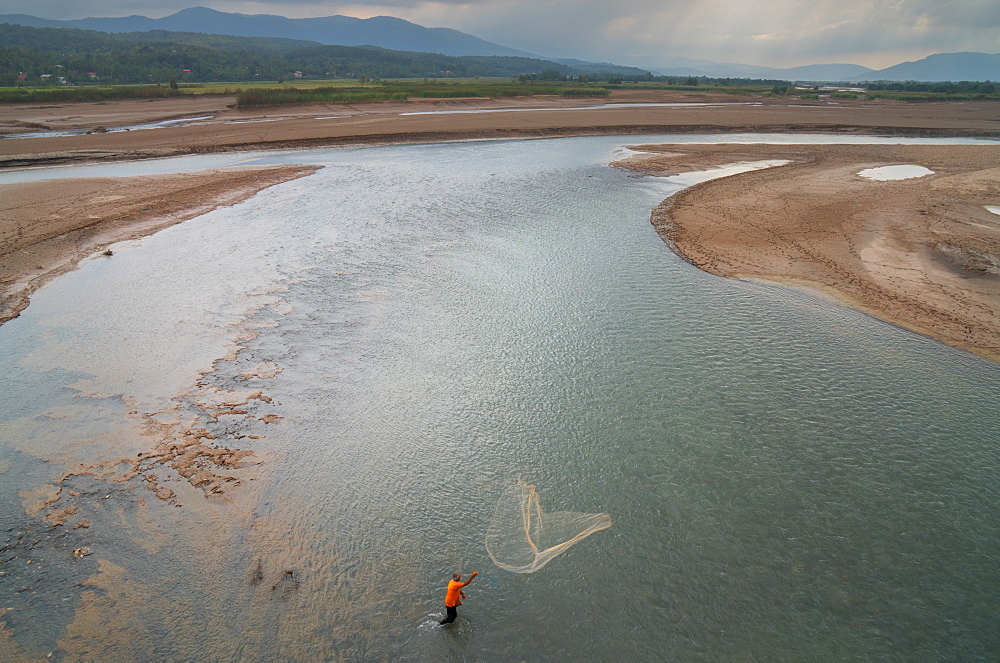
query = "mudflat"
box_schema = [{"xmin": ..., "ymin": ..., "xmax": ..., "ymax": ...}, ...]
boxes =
[{"xmin": 615, "ymin": 143, "xmax": 1000, "ymax": 362}]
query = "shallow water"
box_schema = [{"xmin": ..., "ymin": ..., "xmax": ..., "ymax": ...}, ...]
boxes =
[
  {"xmin": 857, "ymin": 164, "xmax": 935, "ymax": 181},
  {"xmin": 397, "ymin": 102, "xmax": 760, "ymax": 115},
  {"xmin": 2, "ymin": 115, "xmax": 217, "ymax": 140},
  {"xmin": 1, "ymin": 135, "xmax": 998, "ymax": 660}
]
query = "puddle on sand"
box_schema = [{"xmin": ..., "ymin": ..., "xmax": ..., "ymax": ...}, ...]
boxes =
[
  {"xmin": 399, "ymin": 102, "xmax": 760, "ymax": 115},
  {"xmin": 664, "ymin": 159, "xmax": 792, "ymax": 186},
  {"xmin": 4, "ymin": 116, "xmax": 216, "ymax": 140},
  {"xmin": 857, "ymin": 164, "xmax": 934, "ymax": 180}
]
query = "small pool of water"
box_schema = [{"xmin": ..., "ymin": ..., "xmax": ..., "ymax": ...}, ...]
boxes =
[
  {"xmin": 399, "ymin": 102, "xmax": 760, "ymax": 115},
  {"xmin": 3, "ymin": 115, "xmax": 216, "ymax": 140},
  {"xmin": 857, "ymin": 164, "xmax": 935, "ymax": 180}
]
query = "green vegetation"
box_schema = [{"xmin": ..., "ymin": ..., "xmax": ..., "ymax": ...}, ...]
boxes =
[
  {"xmin": 604, "ymin": 79, "xmax": 790, "ymax": 96},
  {"xmin": 235, "ymin": 87, "xmax": 408, "ymax": 107},
  {"xmin": 607, "ymin": 76, "xmax": 1000, "ymax": 101},
  {"xmin": 861, "ymin": 80, "xmax": 997, "ymax": 94},
  {"xmin": 0, "ymin": 78, "xmax": 612, "ymax": 107},
  {"xmin": 233, "ymin": 82, "xmax": 609, "ymax": 108},
  {"xmin": 0, "ymin": 85, "xmax": 191, "ymax": 103},
  {"xmin": 0, "ymin": 23, "xmax": 634, "ymax": 88},
  {"xmin": 863, "ymin": 90, "xmax": 993, "ymax": 102},
  {"xmin": 387, "ymin": 81, "xmax": 607, "ymax": 98},
  {"xmin": 853, "ymin": 81, "xmax": 998, "ymax": 102}
]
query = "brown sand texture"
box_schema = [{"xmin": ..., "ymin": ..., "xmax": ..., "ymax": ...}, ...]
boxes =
[
  {"xmin": 0, "ymin": 164, "xmax": 319, "ymax": 324},
  {"xmin": 615, "ymin": 143, "xmax": 1000, "ymax": 362},
  {"xmin": 3, "ymin": 91, "xmax": 999, "ymax": 168}
]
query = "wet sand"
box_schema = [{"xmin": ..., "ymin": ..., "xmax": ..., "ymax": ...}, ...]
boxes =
[
  {"xmin": 614, "ymin": 143, "xmax": 1000, "ymax": 362},
  {"xmin": 0, "ymin": 164, "xmax": 319, "ymax": 324}
]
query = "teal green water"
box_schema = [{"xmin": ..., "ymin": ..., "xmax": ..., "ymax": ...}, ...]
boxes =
[{"xmin": 0, "ymin": 136, "xmax": 997, "ymax": 660}]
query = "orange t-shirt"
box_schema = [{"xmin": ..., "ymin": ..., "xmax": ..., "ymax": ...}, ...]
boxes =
[{"xmin": 444, "ymin": 578, "xmax": 472, "ymax": 607}]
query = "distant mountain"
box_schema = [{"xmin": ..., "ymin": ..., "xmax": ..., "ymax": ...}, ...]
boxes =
[
  {"xmin": 549, "ymin": 58, "xmax": 649, "ymax": 76},
  {"xmin": 0, "ymin": 13, "xmax": 66, "ymax": 29},
  {"xmin": 117, "ymin": 29, "xmax": 327, "ymax": 55},
  {"xmin": 637, "ymin": 52, "xmax": 999, "ymax": 83},
  {"xmin": 640, "ymin": 55, "xmax": 873, "ymax": 81},
  {"xmin": 853, "ymin": 52, "xmax": 1000, "ymax": 82},
  {"xmin": 0, "ymin": 6, "xmax": 537, "ymax": 58},
  {"xmin": 781, "ymin": 63, "xmax": 875, "ymax": 81}
]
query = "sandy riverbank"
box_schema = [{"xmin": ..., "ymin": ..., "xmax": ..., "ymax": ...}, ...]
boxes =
[
  {"xmin": 614, "ymin": 143, "xmax": 1000, "ymax": 362},
  {"xmin": 0, "ymin": 164, "xmax": 319, "ymax": 324},
  {"xmin": 3, "ymin": 90, "xmax": 1000, "ymax": 168}
]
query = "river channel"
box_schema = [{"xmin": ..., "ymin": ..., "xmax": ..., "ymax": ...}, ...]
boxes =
[{"xmin": 0, "ymin": 135, "xmax": 998, "ymax": 660}]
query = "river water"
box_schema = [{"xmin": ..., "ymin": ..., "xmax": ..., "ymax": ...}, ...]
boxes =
[{"xmin": 1, "ymin": 135, "xmax": 998, "ymax": 661}]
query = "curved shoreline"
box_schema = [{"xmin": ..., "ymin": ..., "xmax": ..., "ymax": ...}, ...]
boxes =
[
  {"xmin": 0, "ymin": 164, "xmax": 320, "ymax": 326},
  {"xmin": 615, "ymin": 143, "xmax": 1000, "ymax": 362}
]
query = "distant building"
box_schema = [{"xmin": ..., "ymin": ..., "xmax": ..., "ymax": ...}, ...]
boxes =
[{"xmin": 293, "ymin": 71, "xmax": 303, "ymax": 78}]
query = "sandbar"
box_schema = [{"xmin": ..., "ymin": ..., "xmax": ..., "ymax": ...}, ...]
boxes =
[
  {"xmin": 0, "ymin": 164, "xmax": 319, "ymax": 324},
  {"xmin": 615, "ymin": 143, "xmax": 1000, "ymax": 362},
  {"xmin": 3, "ymin": 90, "xmax": 999, "ymax": 168}
]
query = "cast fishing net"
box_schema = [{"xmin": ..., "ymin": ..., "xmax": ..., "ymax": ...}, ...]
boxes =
[{"xmin": 485, "ymin": 480, "xmax": 612, "ymax": 573}]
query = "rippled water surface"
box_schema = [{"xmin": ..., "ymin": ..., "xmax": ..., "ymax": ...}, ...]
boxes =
[{"xmin": 1, "ymin": 135, "xmax": 998, "ymax": 661}]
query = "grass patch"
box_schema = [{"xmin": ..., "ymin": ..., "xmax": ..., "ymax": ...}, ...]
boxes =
[
  {"xmin": 235, "ymin": 81, "xmax": 609, "ymax": 108},
  {"xmin": 0, "ymin": 85, "xmax": 191, "ymax": 103},
  {"xmin": 864, "ymin": 91, "xmax": 996, "ymax": 102},
  {"xmin": 235, "ymin": 87, "xmax": 408, "ymax": 108},
  {"xmin": 386, "ymin": 81, "xmax": 608, "ymax": 99}
]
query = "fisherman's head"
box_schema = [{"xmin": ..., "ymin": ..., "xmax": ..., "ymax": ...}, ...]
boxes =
[{"xmin": 453, "ymin": 573, "xmax": 461, "ymax": 580}]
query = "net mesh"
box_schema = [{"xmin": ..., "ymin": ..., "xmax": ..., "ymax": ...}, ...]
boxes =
[{"xmin": 485, "ymin": 480, "xmax": 612, "ymax": 573}]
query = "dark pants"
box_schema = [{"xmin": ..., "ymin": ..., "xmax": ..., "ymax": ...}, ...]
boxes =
[{"xmin": 440, "ymin": 605, "xmax": 458, "ymax": 625}]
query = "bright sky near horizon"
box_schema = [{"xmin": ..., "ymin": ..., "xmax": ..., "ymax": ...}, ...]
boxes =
[{"xmin": 1, "ymin": 0, "xmax": 997, "ymax": 69}]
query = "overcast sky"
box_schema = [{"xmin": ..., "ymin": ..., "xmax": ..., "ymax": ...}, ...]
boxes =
[{"xmin": 2, "ymin": 0, "xmax": 998, "ymax": 69}]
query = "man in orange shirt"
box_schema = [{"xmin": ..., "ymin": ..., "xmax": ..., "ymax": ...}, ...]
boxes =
[{"xmin": 439, "ymin": 571, "xmax": 478, "ymax": 625}]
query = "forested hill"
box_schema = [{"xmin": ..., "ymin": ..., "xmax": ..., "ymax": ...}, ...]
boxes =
[
  {"xmin": 0, "ymin": 6, "xmax": 535, "ymax": 58},
  {"xmin": 0, "ymin": 24, "xmax": 646, "ymax": 85}
]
